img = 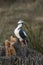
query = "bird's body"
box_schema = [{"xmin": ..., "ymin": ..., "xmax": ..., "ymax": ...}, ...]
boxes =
[
  {"xmin": 14, "ymin": 20, "xmax": 28, "ymax": 45},
  {"xmin": 14, "ymin": 24, "xmax": 23, "ymax": 41}
]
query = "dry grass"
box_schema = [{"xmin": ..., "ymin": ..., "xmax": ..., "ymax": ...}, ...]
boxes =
[{"xmin": 0, "ymin": 1, "xmax": 43, "ymax": 53}]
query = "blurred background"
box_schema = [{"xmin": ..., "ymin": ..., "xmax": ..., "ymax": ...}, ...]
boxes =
[{"xmin": 0, "ymin": 0, "xmax": 43, "ymax": 54}]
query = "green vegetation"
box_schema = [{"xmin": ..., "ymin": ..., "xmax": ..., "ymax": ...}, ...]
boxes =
[{"xmin": 24, "ymin": 23, "xmax": 43, "ymax": 53}]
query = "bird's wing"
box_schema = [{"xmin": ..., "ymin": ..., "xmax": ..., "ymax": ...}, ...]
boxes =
[{"xmin": 19, "ymin": 29, "xmax": 27, "ymax": 39}]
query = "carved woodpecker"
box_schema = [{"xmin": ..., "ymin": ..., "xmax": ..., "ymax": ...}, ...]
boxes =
[{"xmin": 14, "ymin": 20, "xmax": 28, "ymax": 45}]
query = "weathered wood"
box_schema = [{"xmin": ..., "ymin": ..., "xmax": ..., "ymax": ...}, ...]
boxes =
[
  {"xmin": 0, "ymin": 44, "xmax": 43, "ymax": 65},
  {"xmin": 0, "ymin": 53, "xmax": 43, "ymax": 65}
]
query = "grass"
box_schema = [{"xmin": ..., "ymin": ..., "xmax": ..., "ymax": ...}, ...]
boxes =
[{"xmin": 0, "ymin": 1, "xmax": 43, "ymax": 53}]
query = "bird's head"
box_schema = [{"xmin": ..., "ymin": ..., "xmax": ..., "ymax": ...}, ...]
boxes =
[
  {"xmin": 18, "ymin": 20, "xmax": 24, "ymax": 25},
  {"xmin": 17, "ymin": 20, "xmax": 26, "ymax": 29}
]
